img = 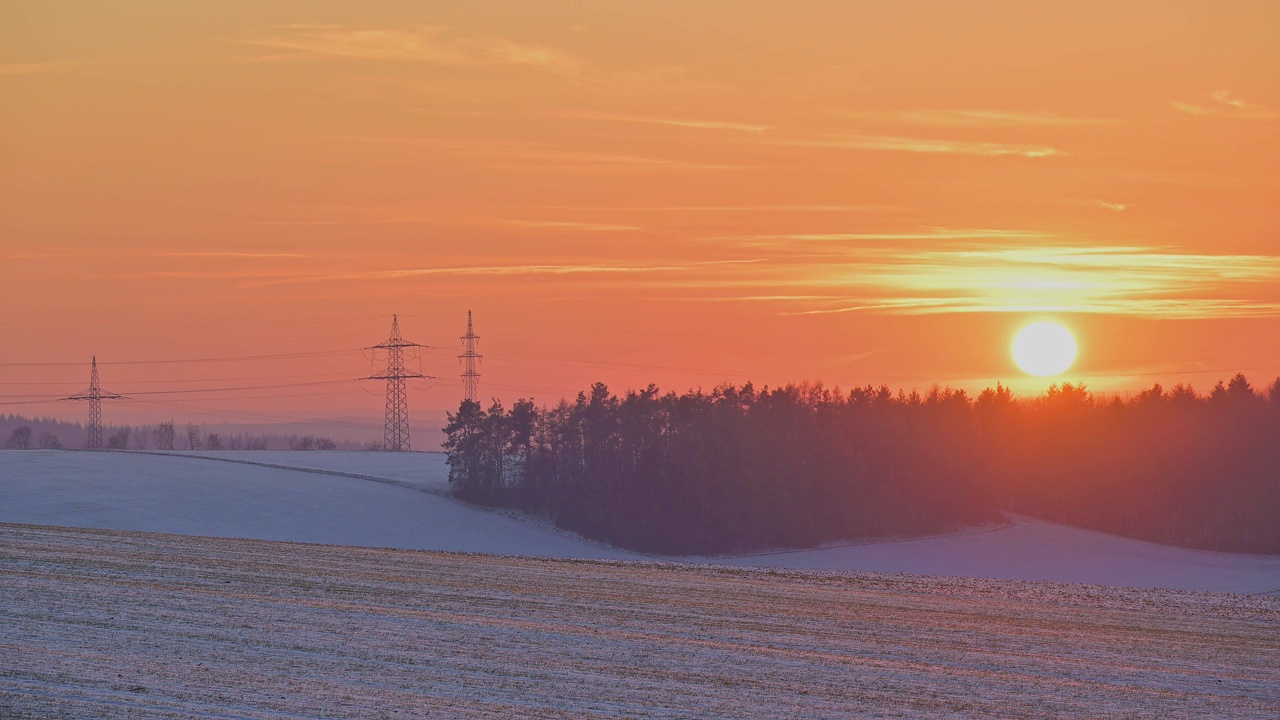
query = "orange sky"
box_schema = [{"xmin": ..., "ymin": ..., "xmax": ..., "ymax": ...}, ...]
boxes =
[{"xmin": 3, "ymin": 1, "xmax": 1279, "ymax": 431}]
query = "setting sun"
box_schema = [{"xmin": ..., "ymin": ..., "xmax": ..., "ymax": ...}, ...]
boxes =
[{"xmin": 1011, "ymin": 321, "xmax": 1078, "ymax": 377}]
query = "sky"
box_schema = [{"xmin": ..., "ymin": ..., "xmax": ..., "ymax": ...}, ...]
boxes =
[{"xmin": 2, "ymin": 1, "xmax": 1278, "ymax": 433}]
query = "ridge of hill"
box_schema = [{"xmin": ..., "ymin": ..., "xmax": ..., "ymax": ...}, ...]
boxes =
[{"xmin": 1, "ymin": 450, "xmax": 1277, "ymax": 594}]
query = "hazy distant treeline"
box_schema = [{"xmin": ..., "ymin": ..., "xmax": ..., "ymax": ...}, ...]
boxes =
[
  {"xmin": 1, "ymin": 415, "xmax": 353, "ymax": 452},
  {"xmin": 443, "ymin": 375, "xmax": 1280, "ymax": 555}
]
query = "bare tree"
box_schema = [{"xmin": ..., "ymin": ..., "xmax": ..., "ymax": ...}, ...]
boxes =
[
  {"xmin": 186, "ymin": 423, "xmax": 201, "ymax": 451},
  {"xmin": 155, "ymin": 421, "xmax": 175, "ymax": 450},
  {"xmin": 133, "ymin": 425, "xmax": 150, "ymax": 450},
  {"xmin": 106, "ymin": 426, "xmax": 131, "ymax": 450},
  {"xmin": 316, "ymin": 437, "xmax": 338, "ymax": 450},
  {"xmin": 204, "ymin": 432, "xmax": 224, "ymax": 451},
  {"xmin": 5, "ymin": 425, "xmax": 33, "ymax": 449},
  {"xmin": 247, "ymin": 435, "xmax": 269, "ymax": 451},
  {"xmin": 37, "ymin": 431, "xmax": 62, "ymax": 449}
]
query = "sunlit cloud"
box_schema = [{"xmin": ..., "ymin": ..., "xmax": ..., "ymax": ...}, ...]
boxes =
[
  {"xmin": 502, "ymin": 220, "xmax": 641, "ymax": 231},
  {"xmin": 236, "ymin": 259, "xmax": 767, "ymax": 287},
  {"xmin": 1210, "ymin": 90, "xmax": 1259, "ymax": 110},
  {"xmin": 141, "ymin": 270, "xmax": 309, "ymax": 280},
  {"xmin": 648, "ymin": 243, "xmax": 1280, "ymax": 319},
  {"xmin": 542, "ymin": 204, "xmax": 901, "ymax": 213},
  {"xmin": 787, "ymin": 298, "xmax": 1280, "ymax": 318},
  {"xmin": 326, "ymin": 135, "xmax": 739, "ymax": 172},
  {"xmin": 782, "ymin": 135, "xmax": 1060, "ymax": 158},
  {"xmin": 573, "ymin": 113, "xmax": 771, "ymax": 134},
  {"xmin": 839, "ymin": 109, "xmax": 1113, "ymax": 127},
  {"xmin": 708, "ymin": 228, "xmax": 1053, "ymax": 247},
  {"xmin": 778, "ymin": 245, "xmax": 1280, "ymax": 318},
  {"xmin": 1171, "ymin": 91, "xmax": 1276, "ymax": 119},
  {"xmin": 1068, "ymin": 198, "xmax": 1127, "ymax": 212},
  {"xmin": 249, "ymin": 205, "xmax": 897, "ymax": 230},
  {"xmin": 240, "ymin": 24, "xmax": 577, "ymax": 71},
  {"xmin": 168, "ymin": 252, "xmax": 308, "ymax": 259},
  {"xmin": 10, "ymin": 251, "xmax": 307, "ymax": 259},
  {"xmin": 1169, "ymin": 101, "xmax": 1216, "ymax": 116}
]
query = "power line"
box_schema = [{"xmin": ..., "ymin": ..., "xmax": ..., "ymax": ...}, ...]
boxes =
[
  {"xmin": 128, "ymin": 389, "xmax": 370, "ymax": 404},
  {"xmin": 0, "ymin": 378, "xmax": 356, "ymax": 400},
  {"xmin": 0, "ymin": 349, "xmax": 359, "ymax": 368},
  {"xmin": 0, "ymin": 371, "xmax": 355, "ymax": 387},
  {"xmin": 135, "ymin": 397, "xmax": 385, "ymax": 430},
  {"xmin": 120, "ymin": 379, "xmax": 356, "ymax": 396},
  {"xmin": 0, "ymin": 314, "xmax": 387, "ymax": 330}
]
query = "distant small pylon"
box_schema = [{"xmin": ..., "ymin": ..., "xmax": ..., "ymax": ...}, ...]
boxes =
[
  {"xmin": 363, "ymin": 315, "xmax": 425, "ymax": 451},
  {"xmin": 459, "ymin": 310, "xmax": 482, "ymax": 403},
  {"xmin": 65, "ymin": 357, "xmax": 127, "ymax": 450}
]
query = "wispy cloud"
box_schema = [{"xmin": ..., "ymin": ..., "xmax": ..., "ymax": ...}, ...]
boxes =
[
  {"xmin": 1068, "ymin": 198, "xmax": 1127, "ymax": 212},
  {"xmin": 10, "ymin": 251, "xmax": 306, "ymax": 260},
  {"xmin": 326, "ymin": 134, "xmax": 738, "ymax": 172},
  {"xmin": 542, "ymin": 204, "xmax": 901, "ymax": 213},
  {"xmin": 776, "ymin": 245, "xmax": 1280, "ymax": 318},
  {"xmin": 238, "ymin": 259, "xmax": 766, "ymax": 287},
  {"xmin": 572, "ymin": 113, "xmax": 771, "ymax": 134},
  {"xmin": 641, "ymin": 242, "xmax": 1280, "ymax": 319},
  {"xmin": 781, "ymin": 135, "xmax": 1060, "ymax": 158},
  {"xmin": 0, "ymin": 63, "xmax": 62, "ymax": 77},
  {"xmin": 502, "ymin": 220, "xmax": 641, "ymax": 231},
  {"xmin": 1209, "ymin": 90, "xmax": 1252, "ymax": 109},
  {"xmin": 840, "ymin": 109, "xmax": 1113, "ymax": 127},
  {"xmin": 169, "ymin": 252, "xmax": 307, "ymax": 259},
  {"xmin": 707, "ymin": 228, "xmax": 1052, "ymax": 247},
  {"xmin": 1171, "ymin": 91, "xmax": 1276, "ymax": 119},
  {"xmin": 248, "ymin": 204, "xmax": 898, "ymax": 228},
  {"xmin": 240, "ymin": 24, "xmax": 577, "ymax": 71},
  {"xmin": 1169, "ymin": 101, "xmax": 1216, "ymax": 117}
]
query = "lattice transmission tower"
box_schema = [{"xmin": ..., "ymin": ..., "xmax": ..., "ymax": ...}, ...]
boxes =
[
  {"xmin": 65, "ymin": 356, "xmax": 127, "ymax": 450},
  {"xmin": 364, "ymin": 315, "xmax": 425, "ymax": 451},
  {"xmin": 459, "ymin": 310, "xmax": 482, "ymax": 403}
]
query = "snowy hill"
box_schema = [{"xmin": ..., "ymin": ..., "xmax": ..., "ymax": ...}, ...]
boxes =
[{"xmin": 1, "ymin": 449, "xmax": 1277, "ymax": 594}]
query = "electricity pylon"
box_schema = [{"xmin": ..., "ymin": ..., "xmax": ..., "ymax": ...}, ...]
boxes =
[
  {"xmin": 459, "ymin": 310, "xmax": 482, "ymax": 403},
  {"xmin": 364, "ymin": 315, "xmax": 425, "ymax": 451},
  {"xmin": 65, "ymin": 356, "xmax": 127, "ymax": 450}
]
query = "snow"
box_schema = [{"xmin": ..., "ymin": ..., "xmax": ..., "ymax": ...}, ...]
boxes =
[
  {"xmin": 0, "ymin": 450, "xmax": 632, "ymax": 560},
  {"xmin": 1, "ymin": 449, "xmax": 1278, "ymax": 594},
  {"xmin": 3, "ymin": 523, "xmax": 1278, "ymax": 720},
  {"xmin": 720, "ymin": 518, "xmax": 1280, "ymax": 595}
]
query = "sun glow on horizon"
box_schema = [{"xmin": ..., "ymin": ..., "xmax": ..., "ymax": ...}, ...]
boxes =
[{"xmin": 1011, "ymin": 321, "xmax": 1078, "ymax": 377}]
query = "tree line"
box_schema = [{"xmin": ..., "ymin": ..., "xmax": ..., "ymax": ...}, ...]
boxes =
[
  {"xmin": 443, "ymin": 375, "xmax": 1280, "ymax": 555},
  {"xmin": 2, "ymin": 415, "xmax": 345, "ymax": 451}
]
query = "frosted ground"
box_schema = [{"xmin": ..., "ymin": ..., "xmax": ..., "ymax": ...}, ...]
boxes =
[
  {"xmin": 1, "ymin": 450, "xmax": 1277, "ymax": 594},
  {"xmin": 3, "ymin": 450, "xmax": 1279, "ymax": 718},
  {"xmin": 3, "ymin": 523, "xmax": 1278, "ymax": 719}
]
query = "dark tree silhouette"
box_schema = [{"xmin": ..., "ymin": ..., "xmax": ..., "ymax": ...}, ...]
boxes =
[
  {"xmin": 155, "ymin": 421, "xmax": 176, "ymax": 450},
  {"xmin": 444, "ymin": 376, "xmax": 1280, "ymax": 555},
  {"xmin": 5, "ymin": 425, "xmax": 33, "ymax": 449}
]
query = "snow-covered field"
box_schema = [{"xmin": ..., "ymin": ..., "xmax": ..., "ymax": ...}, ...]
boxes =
[
  {"xmin": 1, "ymin": 450, "xmax": 1278, "ymax": 594},
  {"xmin": 0, "ymin": 450, "xmax": 628, "ymax": 560},
  {"xmin": 2, "ymin": 523, "xmax": 1277, "ymax": 719}
]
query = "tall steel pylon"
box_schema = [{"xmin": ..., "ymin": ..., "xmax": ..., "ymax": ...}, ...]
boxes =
[
  {"xmin": 459, "ymin": 310, "xmax": 482, "ymax": 403},
  {"xmin": 65, "ymin": 356, "xmax": 127, "ymax": 450},
  {"xmin": 364, "ymin": 315, "xmax": 425, "ymax": 451}
]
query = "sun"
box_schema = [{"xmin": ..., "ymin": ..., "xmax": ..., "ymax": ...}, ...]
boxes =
[{"xmin": 1011, "ymin": 321, "xmax": 1078, "ymax": 377}]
